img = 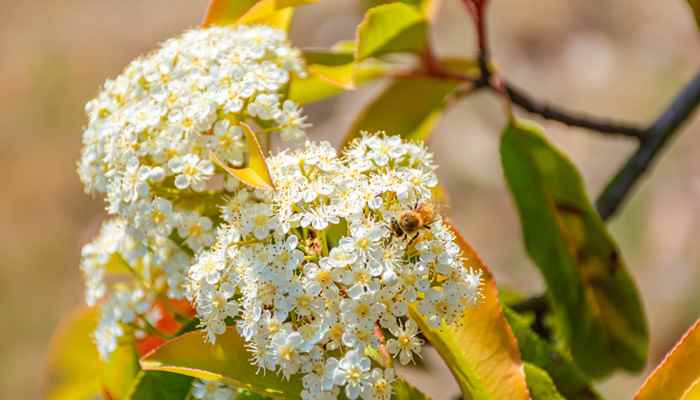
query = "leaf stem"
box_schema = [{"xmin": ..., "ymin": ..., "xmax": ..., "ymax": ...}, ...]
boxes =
[{"xmin": 501, "ymin": 82, "xmax": 646, "ymax": 139}]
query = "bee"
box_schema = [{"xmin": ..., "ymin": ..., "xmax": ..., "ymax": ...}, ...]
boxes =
[{"xmin": 390, "ymin": 202, "xmax": 436, "ymax": 239}]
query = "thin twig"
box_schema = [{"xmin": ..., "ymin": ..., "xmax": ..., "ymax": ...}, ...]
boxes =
[
  {"xmin": 456, "ymin": 0, "xmax": 645, "ymax": 139},
  {"xmin": 596, "ymin": 71, "xmax": 700, "ymax": 220},
  {"xmin": 502, "ymin": 82, "xmax": 647, "ymax": 139}
]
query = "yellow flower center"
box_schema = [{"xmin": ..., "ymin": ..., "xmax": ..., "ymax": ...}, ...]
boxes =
[
  {"xmin": 188, "ymin": 224, "xmax": 203, "ymax": 237},
  {"xmin": 279, "ymin": 345, "xmax": 295, "ymax": 361},
  {"xmin": 254, "ymin": 214, "xmax": 269, "ymax": 227},
  {"xmin": 151, "ymin": 210, "xmax": 165, "ymax": 224},
  {"xmin": 355, "ymin": 303, "xmax": 370, "ymax": 318},
  {"xmin": 316, "ymin": 270, "xmax": 332, "ymax": 285}
]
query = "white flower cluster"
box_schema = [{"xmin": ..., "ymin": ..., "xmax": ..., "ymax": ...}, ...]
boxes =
[
  {"xmin": 82, "ymin": 219, "xmax": 189, "ymax": 359},
  {"xmin": 77, "ymin": 25, "xmax": 308, "ymax": 360},
  {"xmin": 78, "ymin": 24, "xmax": 307, "ymax": 244},
  {"xmin": 188, "ymin": 135, "xmax": 483, "ymax": 400}
]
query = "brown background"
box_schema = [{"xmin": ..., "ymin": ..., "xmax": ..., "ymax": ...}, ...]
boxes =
[{"xmin": 1, "ymin": 1, "xmax": 699, "ymax": 398}]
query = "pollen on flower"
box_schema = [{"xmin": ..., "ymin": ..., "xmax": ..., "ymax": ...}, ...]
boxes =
[{"xmin": 186, "ymin": 134, "xmax": 484, "ymax": 399}]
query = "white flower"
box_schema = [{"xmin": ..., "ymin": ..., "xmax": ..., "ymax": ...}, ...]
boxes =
[
  {"xmin": 462, "ymin": 267, "xmax": 484, "ymax": 306},
  {"xmin": 212, "ymin": 120, "xmax": 246, "ymax": 167},
  {"xmin": 177, "ymin": 212, "xmax": 214, "ymax": 252},
  {"xmin": 241, "ymin": 203, "xmax": 276, "ymax": 240},
  {"xmin": 247, "ymin": 93, "xmax": 281, "ymax": 120},
  {"xmin": 386, "ymin": 319, "xmax": 424, "ymax": 365},
  {"xmin": 191, "ymin": 379, "xmax": 237, "ymax": 400},
  {"xmin": 271, "ymin": 329, "xmax": 305, "ymax": 379},
  {"xmin": 300, "ymin": 205, "xmax": 339, "ymax": 231},
  {"xmin": 340, "ymin": 293, "xmax": 385, "ymax": 330},
  {"xmin": 303, "ymin": 262, "xmax": 341, "ymax": 295},
  {"xmin": 190, "ymin": 251, "xmax": 227, "ymax": 285},
  {"xmin": 169, "ymin": 154, "xmax": 215, "ymax": 191},
  {"xmin": 137, "ymin": 197, "xmax": 174, "ymax": 237},
  {"xmin": 363, "ymin": 368, "xmax": 395, "ymax": 400},
  {"xmin": 197, "ymin": 283, "xmax": 239, "ymax": 343},
  {"xmin": 364, "ymin": 135, "xmax": 406, "ymax": 167},
  {"xmin": 278, "ymin": 100, "xmax": 310, "ymax": 141},
  {"xmin": 93, "ymin": 284, "xmax": 154, "ymax": 360},
  {"xmin": 333, "ymin": 350, "xmax": 373, "ymax": 400}
]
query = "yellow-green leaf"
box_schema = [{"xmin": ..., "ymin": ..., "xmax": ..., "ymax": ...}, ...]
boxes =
[
  {"xmin": 44, "ymin": 307, "xmax": 140, "ymax": 400},
  {"xmin": 289, "ymin": 42, "xmax": 389, "ymax": 104},
  {"xmin": 126, "ymin": 371, "xmax": 193, "ymax": 400},
  {"xmin": 364, "ymin": 0, "xmax": 442, "ymax": 22},
  {"xmin": 211, "ymin": 123, "xmax": 274, "ymax": 191},
  {"xmin": 341, "ymin": 77, "xmax": 458, "ymax": 147},
  {"xmin": 524, "ymin": 363, "xmax": 565, "ymax": 400},
  {"xmin": 140, "ymin": 327, "xmax": 303, "ymax": 399},
  {"xmin": 687, "ymin": 1, "xmax": 700, "ymax": 30},
  {"xmin": 289, "ymin": 46, "xmax": 389, "ymax": 104},
  {"xmin": 201, "ymin": 0, "xmax": 316, "ymax": 30},
  {"xmin": 408, "ymin": 222, "xmax": 531, "ymax": 400},
  {"xmin": 635, "ymin": 319, "xmax": 700, "ymax": 400},
  {"xmin": 394, "ymin": 378, "xmax": 432, "ymax": 400},
  {"xmin": 44, "ymin": 308, "xmax": 102, "ymax": 400},
  {"xmin": 103, "ymin": 342, "xmax": 140, "ymax": 399},
  {"xmin": 504, "ymin": 308, "xmax": 601, "ymax": 400},
  {"xmin": 355, "ymin": 3, "xmax": 427, "ymax": 61},
  {"xmin": 500, "ymin": 118, "xmax": 648, "ymax": 378}
]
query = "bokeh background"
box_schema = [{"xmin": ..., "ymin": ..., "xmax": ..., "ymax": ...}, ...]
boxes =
[{"xmin": 1, "ymin": 0, "xmax": 699, "ymax": 398}]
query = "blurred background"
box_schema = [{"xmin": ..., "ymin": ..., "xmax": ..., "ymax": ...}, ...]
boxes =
[{"xmin": 1, "ymin": 0, "xmax": 699, "ymax": 398}]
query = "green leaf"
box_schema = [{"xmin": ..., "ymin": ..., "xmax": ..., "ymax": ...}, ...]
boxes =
[
  {"xmin": 687, "ymin": 0, "xmax": 700, "ymax": 30},
  {"xmin": 635, "ymin": 319, "xmax": 700, "ymax": 400},
  {"xmin": 408, "ymin": 222, "xmax": 531, "ymax": 400},
  {"xmin": 504, "ymin": 308, "xmax": 601, "ymax": 400},
  {"xmin": 394, "ymin": 378, "xmax": 432, "ymax": 400},
  {"xmin": 500, "ymin": 118, "xmax": 648, "ymax": 378},
  {"xmin": 44, "ymin": 308, "xmax": 102, "ymax": 400},
  {"xmin": 126, "ymin": 371, "xmax": 193, "ymax": 400},
  {"xmin": 211, "ymin": 123, "xmax": 275, "ymax": 191},
  {"xmin": 201, "ymin": 0, "xmax": 316, "ymax": 30},
  {"xmin": 140, "ymin": 327, "xmax": 303, "ymax": 399},
  {"xmin": 288, "ymin": 46, "xmax": 389, "ymax": 105},
  {"xmin": 355, "ymin": 3, "xmax": 427, "ymax": 61},
  {"xmin": 524, "ymin": 363, "xmax": 565, "ymax": 400},
  {"xmin": 341, "ymin": 77, "xmax": 458, "ymax": 147}
]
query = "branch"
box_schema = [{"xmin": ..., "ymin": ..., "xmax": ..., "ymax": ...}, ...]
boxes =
[
  {"xmin": 596, "ymin": 71, "xmax": 700, "ymax": 220},
  {"xmin": 510, "ymin": 294, "xmax": 552, "ymax": 339},
  {"xmin": 502, "ymin": 82, "xmax": 647, "ymax": 139},
  {"xmin": 457, "ymin": 0, "xmax": 644, "ymax": 139}
]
